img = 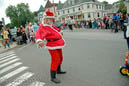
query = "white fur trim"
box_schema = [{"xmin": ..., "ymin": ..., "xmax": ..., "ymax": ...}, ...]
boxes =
[
  {"xmin": 45, "ymin": 16, "xmax": 55, "ymax": 19},
  {"xmin": 36, "ymin": 39, "xmax": 43, "ymax": 43}
]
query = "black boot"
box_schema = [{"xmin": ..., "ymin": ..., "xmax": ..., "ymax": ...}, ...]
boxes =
[
  {"xmin": 57, "ymin": 65, "xmax": 66, "ymax": 74},
  {"xmin": 50, "ymin": 70, "xmax": 60, "ymax": 84}
]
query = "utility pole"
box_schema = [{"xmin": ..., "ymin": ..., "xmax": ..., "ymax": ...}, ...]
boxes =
[{"xmin": 52, "ymin": 0, "xmax": 55, "ymax": 14}]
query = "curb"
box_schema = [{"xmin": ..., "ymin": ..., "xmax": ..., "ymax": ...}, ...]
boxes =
[{"xmin": 0, "ymin": 45, "xmax": 18, "ymax": 54}]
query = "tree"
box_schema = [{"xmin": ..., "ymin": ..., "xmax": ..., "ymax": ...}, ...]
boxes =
[
  {"xmin": 6, "ymin": 3, "xmax": 34, "ymax": 27},
  {"xmin": 119, "ymin": 0, "xmax": 127, "ymax": 14},
  {"xmin": 102, "ymin": 1, "xmax": 109, "ymax": 6}
]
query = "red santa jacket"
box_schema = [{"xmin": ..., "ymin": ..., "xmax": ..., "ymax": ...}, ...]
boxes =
[{"xmin": 36, "ymin": 24, "xmax": 65, "ymax": 50}]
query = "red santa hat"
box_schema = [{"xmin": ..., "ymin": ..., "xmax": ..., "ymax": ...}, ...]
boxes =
[{"xmin": 43, "ymin": 11, "xmax": 55, "ymax": 19}]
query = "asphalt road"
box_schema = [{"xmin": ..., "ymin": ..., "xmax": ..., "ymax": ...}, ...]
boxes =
[{"xmin": 0, "ymin": 29, "xmax": 129, "ymax": 86}]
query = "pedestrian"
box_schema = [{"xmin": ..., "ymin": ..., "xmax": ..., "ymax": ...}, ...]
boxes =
[
  {"xmin": 16, "ymin": 27, "xmax": 22, "ymax": 45},
  {"xmin": 1, "ymin": 27, "xmax": 10, "ymax": 49},
  {"xmin": 119, "ymin": 13, "xmax": 124, "ymax": 31},
  {"xmin": 105, "ymin": 16, "xmax": 109, "ymax": 29},
  {"xmin": 22, "ymin": 30, "xmax": 27, "ymax": 44},
  {"xmin": 113, "ymin": 13, "xmax": 119, "ymax": 33},
  {"xmin": 98, "ymin": 21, "xmax": 101, "ymax": 29},
  {"xmin": 7, "ymin": 27, "xmax": 12, "ymax": 44},
  {"xmin": 36, "ymin": 11, "xmax": 66, "ymax": 84},
  {"xmin": 89, "ymin": 20, "xmax": 92, "ymax": 28},
  {"xmin": 124, "ymin": 14, "xmax": 129, "ymax": 53},
  {"xmin": 30, "ymin": 30, "xmax": 35, "ymax": 43},
  {"xmin": 102, "ymin": 22, "xmax": 105, "ymax": 29},
  {"xmin": 68, "ymin": 17, "xmax": 74, "ymax": 31},
  {"xmin": 21, "ymin": 26, "xmax": 27, "ymax": 44},
  {"xmin": 25, "ymin": 22, "xmax": 30, "ymax": 41}
]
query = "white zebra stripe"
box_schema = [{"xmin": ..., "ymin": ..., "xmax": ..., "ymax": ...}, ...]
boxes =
[
  {"xmin": 0, "ymin": 66, "xmax": 28, "ymax": 83},
  {"xmin": 0, "ymin": 62, "xmax": 22, "ymax": 75},
  {"xmin": 0, "ymin": 51, "xmax": 15, "ymax": 57},
  {"xmin": 0, "ymin": 56, "xmax": 18, "ymax": 64},
  {"xmin": 0, "ymin": 58, "xmax": 20, "ymax": 69},
  {"xmin": 0, "ymin": 54, "xmax": 16, "ymax": 61},
  {"xmin": 29, "ymin": 81, "xmax": 45, "ymax": 86},
  {"xmin": 6, "ymin": 72, "xmax": 34, "ymax": 86}
]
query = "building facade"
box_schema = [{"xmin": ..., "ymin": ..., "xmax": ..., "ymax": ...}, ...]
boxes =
[
  {"xmin": 56, "ymin": 0, "xmax": 106, "ymax": 23},
  {"xmin": 37, "ymin": 5, "xmax": 46, "ymax": 24},
  {"xmin": 45, "ymin": 0, "xmax": 58, "ymax": 15},
  {"xmin": 124, "ymin": 0, "xmax": 129, "ymax": 13}
]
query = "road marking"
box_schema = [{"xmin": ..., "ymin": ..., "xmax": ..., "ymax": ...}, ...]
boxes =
[
  {"xmin": 0, "ymin": 58, "xmax": 20, "ymax": 69},
  {"xmin": 6, "ymin": 72, "xmax": 34, "ymax": 86},
  {"xmin": 0, "ymin": 54, "xmax": 16, "ymax": 61},
  {"xmin": 0, "ymin": 62, "xmax": 22, "ymax": 75},
  {"xmin": 0, "ymin": 66, "xmax": 28, "ymax": 83},
  {"xmin": 0, "ymin": 51, "xmax": 15, "ymax": 57},
  {"xmin": 0, "ymin": 56, "xmax": 18, "ymax": 64},
  {"xmin": 29, "ymin": 81, "xmax": 46, "ymax": 86}
]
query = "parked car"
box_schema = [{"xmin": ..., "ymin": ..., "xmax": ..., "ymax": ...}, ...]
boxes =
[{"xmin": 10, "ymin": 28, "xmax": 17, "ymax": 41}]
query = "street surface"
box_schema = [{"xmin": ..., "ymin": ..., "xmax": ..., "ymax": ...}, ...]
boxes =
[{"xmin": 0, "ymin": 29, "xmax": 129, "ymax": 86}]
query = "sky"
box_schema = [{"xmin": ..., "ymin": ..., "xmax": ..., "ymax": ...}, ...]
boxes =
[{"xmin": 0, "ymin": 0, "xmax": 119, "ymax": 24}]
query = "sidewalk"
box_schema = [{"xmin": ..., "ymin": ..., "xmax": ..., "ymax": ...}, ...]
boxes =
[{"xmin": 0, "ymin": 42, "xmax": 18, "ymax": 54}]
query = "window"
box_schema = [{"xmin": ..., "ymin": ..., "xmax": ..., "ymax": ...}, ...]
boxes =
[
  {"xmin": 96, "ymin": 5, "xmax": 98, "ymax": 9},
  {"xmin": 73, "ymin": 8, "xmax": 75, "ymax": 12},
  {"xmin": 87, "ymin": 4, "xmax": 90, "ymax": 8},
  {"xmin": 63, "ymin": 10, "xmax": 65, "ymax": 14},
  {"xmin": 97, "ymin": 13, "xmax": 100, "ymax": 17},
  {"xmin": 78, "ymin": 7, "xmax": 81, "ymax": 11},
  {"xmin": 88, "ymin": 13, "xmax": 91, "ymax": 18},
  {"xmin": 68, "ymin": 10, "xmax": 69, "ymax": 13},
  {"xmin": 99, "ymin": 5, "xmax": 101, "ymax": 9},
  {"xmin": 58, "ymin": 12, "xmax": 60, "ymax": 15}
]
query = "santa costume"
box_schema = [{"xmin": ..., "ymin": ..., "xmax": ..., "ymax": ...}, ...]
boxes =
[{"xmin": 36, "ymin": 11, "xmax": 66, "ymax": 84}]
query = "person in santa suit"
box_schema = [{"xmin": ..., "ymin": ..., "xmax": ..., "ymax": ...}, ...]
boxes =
[{"xmin": 36, "ymin": 11, "xmax": 66, "ymax": 84}]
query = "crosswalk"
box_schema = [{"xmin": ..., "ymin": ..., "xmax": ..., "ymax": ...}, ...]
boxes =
[{"xmin": 0, "ymin": 51, "xmax": 45, "ymax": 86}]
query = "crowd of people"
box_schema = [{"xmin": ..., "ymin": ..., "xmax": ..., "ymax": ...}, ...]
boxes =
[
  {"xmin": 61, "ymin": 12, "xmax": 127, "ymax": 33},
  {"xmin": 0, "ymin": 23, "xmax": 36, "ymax": 49},
  {"xmin": 16, "ymin": 23, "xmax": 35, "ymax": 45}
]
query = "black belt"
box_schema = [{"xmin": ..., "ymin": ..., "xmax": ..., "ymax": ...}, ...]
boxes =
[{"xmin": 47, "ymin": 39, "xmax": 60, "ymax": 42}]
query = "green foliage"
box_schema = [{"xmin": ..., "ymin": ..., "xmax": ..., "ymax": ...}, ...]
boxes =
[
  {"xmin": 119, "ymin": 0, "xmax": 127, "ymax": 14},
  {"xmin": 102, "ymin": 1, "xmax": 109, "ymax": 5},
  {"xmin": 6, "ymin": 3, "xmax": 35, "ymax": 27}
]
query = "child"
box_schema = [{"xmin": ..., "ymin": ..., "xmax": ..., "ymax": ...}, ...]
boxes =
[{"xmin": 30, "ymin": 30, "xmax": 35, "ymax": 43}]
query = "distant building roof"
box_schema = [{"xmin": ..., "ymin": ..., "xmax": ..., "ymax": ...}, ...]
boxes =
[
  {"xmin": 45, "ymin": 0, "xmax": 58, "ymax": 8},
  {"xmin": 57, "ymin": 1, "xmax": 63, "ymax": 10},
  {"xmin": 58, "ymin": 0, "xmax": 102, "ymax": 10},
  {"xmin": 38, "ymin": 5, "xmax": 45, "ymax": 13}
]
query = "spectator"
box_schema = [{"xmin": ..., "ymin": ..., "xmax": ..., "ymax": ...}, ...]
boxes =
[
  {"xmin": 1, "ymin": 27, "xmax": 10, "ymax": 49},
  {"xmin": 22, "ymin": 30, "xmax": 27, "ymax": 44},
  {"xmin": 16, "ymin": 27, "xmax": 22, "ymax": 45},
  {"xmin": 7, "ymin": 27, "xmax": 12, "ymax": 44},
  {"xmin": 124, "ymin": 14, "xmax": 129, "ymax": 53}
]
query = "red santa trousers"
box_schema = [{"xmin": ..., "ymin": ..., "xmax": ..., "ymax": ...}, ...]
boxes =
[{"xmin": 48, "ymin": 49, "xmax": 63, "ymax": 71}]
